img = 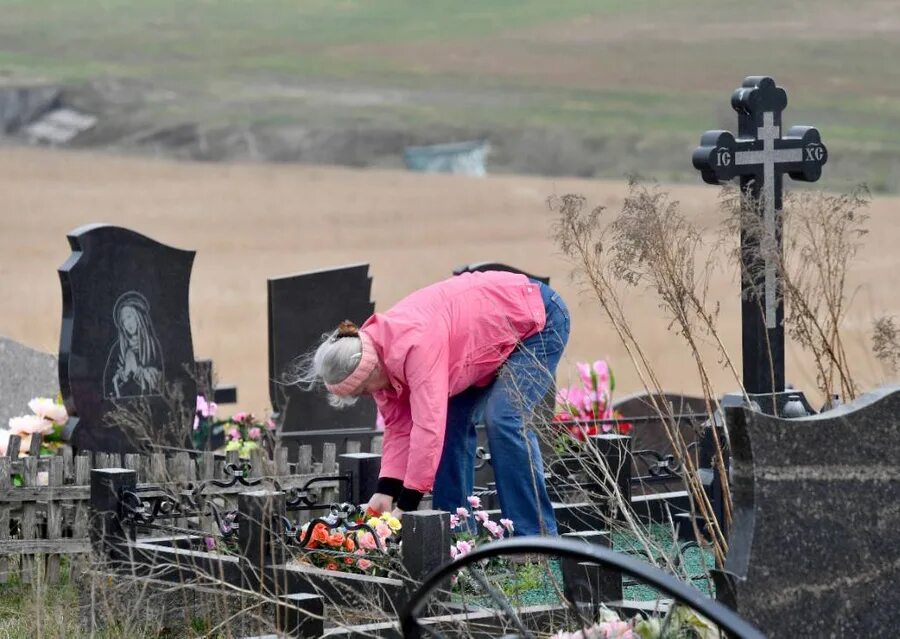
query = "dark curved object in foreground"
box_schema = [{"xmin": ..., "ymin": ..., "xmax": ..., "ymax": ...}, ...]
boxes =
[
  {"xmin": 400, "ymin": 536, "xmax": 765, "ymax": 639},
  {"xmin": 453, "ymin": 262, "xmax": 550, "ymax": 285}
]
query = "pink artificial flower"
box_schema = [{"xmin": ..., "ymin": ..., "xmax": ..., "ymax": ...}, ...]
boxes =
[
  {"xmin": 8, "ymin": 414, "xmax": 53, "ymax": 436},
  {"xmin": 375, "ymin": 522, "xmax": 392, "ymax": 539},
  {"xmin": 467, "ymin": 495, "xmax": 481, "ymax": 509},
  {"xmin": 355, "ymin": 549, "xmax": 366, "ymax": 556},
  {"xmin": 455, "ymin": 507, "xmax": 469, "ymax": 518},
  {"xmin": 474, "ymin": 510, "xmax": 490, "ymax": 524},
  {"xmin": 204, "ymin": 537, "xmax": 216, "ymax": 551},
  {"xmin": 0, "ymin": 429, "xmax": 10, "ymax": 457},
  {"xmin": 558, "ymin": 385, "xmax": 588, "ymax": 419},
  {"xmin": 232, "ymin": 411, "xmax": 249, "ymax": 422},
  {"xmin": 196, "ymin": 395, "xmax": 218, "ymax": 418},
  {"xmin": 556, "ymin": 386, "xmax": 577, "ymax": 411},
  {"xmin": 358, "ymin": 532, "xmax": 377, "ymax": 550},
  {"xmin": 500, "ymin": 518, "xmax": 514, "ymax": 533},
  {"xmin": 375, "ymin": 409, "xmax": 385, "ymax": 432},
  {"xmin": 593, "ymin": 360, "xmax": 611, "ymax": 387},
  {"xmin": 576, "ymin": 360, "xmax": 611, "ymax": 394},
  {"xmin": 248, "ymin": 427, "xmax": 262, "ymax": 440},
  {"xmin": 227, "ymin": 428, "xmax": 241, "ymax": 441},
  {"xmin": 576, "ymin": 361, "xmax": 594, "ymax": 389},
  {"xmin": 484, "ymin": 520, "xmax": 504, "ymax": 539},
  {"xmin": 357, "ymin": 558, "xmax": 373, "ymax": 570},
  {"xmin": 600, "ymin": 620, "xmax": 634, "ymax": 639},
  {"xmin": 454, "ymin": 540, "xmax": 473, "ymax": 557},
  {"xmin": 266, "ymin": 418, "xmax": 277, "ymax": 431},
  {"xmin": 449, "ymin": 544, "xmax": 458, "ymax": 559},
  {"xmin": 449, "ymin": 514, "xmax": 460, "ymax": 529},
  {"xmin": 28, "ymin": 398, "xmax": 68, "ymax": 425}
]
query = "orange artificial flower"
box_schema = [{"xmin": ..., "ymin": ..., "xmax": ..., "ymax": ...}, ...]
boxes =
[
  {"xmin": 311, "ymin": 524, "xmax": 330, "ymax": 544},
  {"xmin": 328, "ymin": 532, "xmax": 345, "ymax": 547},
  {"xmin": 344, "ymin": 538, "xmax": 356, "ymax": 552}
]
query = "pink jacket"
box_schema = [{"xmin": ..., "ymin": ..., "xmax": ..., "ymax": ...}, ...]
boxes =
[{"xmin": 361, "ymin": 271, "xmax": 546, "ymax": 493}]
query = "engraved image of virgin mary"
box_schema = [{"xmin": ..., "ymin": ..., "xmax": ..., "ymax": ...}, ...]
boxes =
[{"xmin": 103, "ymin": 291, "xmax": 165, "ymax": 398}]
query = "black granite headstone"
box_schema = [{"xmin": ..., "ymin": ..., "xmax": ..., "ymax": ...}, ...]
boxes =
[
  {"xmin": 58, "ymin": 225, "xmax": 197, "ymax": 453},
  {"xmin": 693, "ymin": 76, "xmax": 827, "ymax": 396},
  {"xmin": 268, "ymin": 264, "xmax": 376, "ymax": 433},
  {"xmin": 719, "ymin": 386, "xmax": 900, "ymax": 636}
]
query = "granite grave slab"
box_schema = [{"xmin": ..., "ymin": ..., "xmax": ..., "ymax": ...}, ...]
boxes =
[
  {"xmin": 719, "ymin": 386, "xmax": 900, "ymax": 636},
  {"xmin": 0, "ymin": 336, "xmax": 59, "ymax": 427}
]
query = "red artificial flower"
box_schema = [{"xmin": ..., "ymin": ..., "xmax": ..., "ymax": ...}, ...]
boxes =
[{"xmin": 326, "ymin": 563, "xmax": 338, "ymax": 571}]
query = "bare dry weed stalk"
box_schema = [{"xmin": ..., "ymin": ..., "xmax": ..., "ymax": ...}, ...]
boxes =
[
  {"xmin": 549, "ymin": 179, "xmax": 876, "ymax": 575},
  {"xmin": 548, "ymin": 182, "xmax": 731, "ymax": 568},
  {"xmin": 721, "ymin": 185, "xmax": 870, "ymax": 403},
  {"xmin": 872, "ymin": 315, "xmax": 900, "ymax": 375}
]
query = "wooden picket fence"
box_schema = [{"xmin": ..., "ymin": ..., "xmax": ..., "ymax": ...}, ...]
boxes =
[{"xmin": 0, "ymin": 432, "xmax": 383, "ymax": 585}]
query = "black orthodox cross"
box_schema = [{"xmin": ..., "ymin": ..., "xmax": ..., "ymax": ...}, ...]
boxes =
[{"xmin": 692, "ymin": 76, "xmax": 828, "ymax": 396}]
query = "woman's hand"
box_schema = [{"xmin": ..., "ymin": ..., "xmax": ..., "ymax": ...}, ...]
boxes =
[
  {"xmin": 391, "ymin": 507, "xmax": 404, "ymax": 520},
  {"xmin": 366, "ymin": 492, "xmax": 394, "ymax": 515}
]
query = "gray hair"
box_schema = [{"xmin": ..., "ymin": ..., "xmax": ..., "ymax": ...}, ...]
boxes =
[{"xmin": 288, "ymin": 329, "xmax": 363, "ymax": 408}]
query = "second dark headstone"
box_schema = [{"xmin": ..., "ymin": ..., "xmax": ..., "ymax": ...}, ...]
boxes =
[{"xmin": 268, "ymin": 264, "xmax": 376, "ymax": 433}]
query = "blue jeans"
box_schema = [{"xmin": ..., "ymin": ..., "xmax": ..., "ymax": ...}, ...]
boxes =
[{"xmin": 432, "ymin": 281, "xmax": 570, "ymax": 535}]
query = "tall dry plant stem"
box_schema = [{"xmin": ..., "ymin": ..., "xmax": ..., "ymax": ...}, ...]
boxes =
[
  {"xmin": 549, "ymin": 187, "xmax": 730, "ymax": 567},
  {"xmin": 722, "ymin": 186, "xmax": 869, "ymax": 403}
]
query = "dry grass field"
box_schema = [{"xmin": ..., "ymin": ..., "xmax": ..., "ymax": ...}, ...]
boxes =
[{"xmin": 2, "ymin": 146, "xmax": 898, "ymax": 417}]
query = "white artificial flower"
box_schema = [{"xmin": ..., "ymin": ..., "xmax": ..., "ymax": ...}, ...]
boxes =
[
  {"xmin": 28, "ymin": 397, "xmax": 68, "ymax": 425},
  {"xmin": 8, "ymin": 414, "xmax": 53, "ymax": 435}
]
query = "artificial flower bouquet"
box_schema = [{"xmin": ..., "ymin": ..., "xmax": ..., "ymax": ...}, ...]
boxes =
[
  {"xmin": 550, "ymin": 604, "xmax": 721, "ymax": 639},
  {"xmin": 192, "ymin": 395, "xmax": 277, "ymax": 458},
  {"xmin": 449, "ymin": 495, "xmax": 514, "ymax": 558},
  {"xmin": 554, "ymin": 360, "xmax": 633, "ymax": 450},
  {"xmin": 289, "ymin": 506, "xmax": 402, "ymax": 576},
  {"xmin": 447, "ymin": 495, "xmax": 516, "ymax": 589},
  {"xmin": 222, "ymin": 411, "xmax": 277, "ymax": 458},
  {"xmin": 2, "ymin": 396, "xmax": 68, "ymax": 457}
]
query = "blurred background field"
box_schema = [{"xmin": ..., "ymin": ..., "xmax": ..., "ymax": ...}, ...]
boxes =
[{"xmin": 2, "ymin": 0, "xmax": 900, "ymax": 190}]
